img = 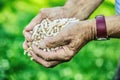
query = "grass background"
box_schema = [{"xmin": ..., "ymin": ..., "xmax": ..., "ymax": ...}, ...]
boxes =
[{"xmin": 0, "ymin": 0, "xmax": 120, "ymax": 80}]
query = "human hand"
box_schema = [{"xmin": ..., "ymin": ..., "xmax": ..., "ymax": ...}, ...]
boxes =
[
  {"xmin": 23, "ymin": 0, "xmax": 103, "ymax": 49},
  {"xmin": 23, "ymin": 6, "xmax": 77, "ymax": 52},
  {"xmin": 23, "ymin": 6, "xmax": 75, "ymax": 42},
  {"xmin": 29, "ymin": 19, "xmax": 96, "ymax": 68},
  {"xmin": 22, "ymin": 6, "xmax": 78, "ymax": 67}
]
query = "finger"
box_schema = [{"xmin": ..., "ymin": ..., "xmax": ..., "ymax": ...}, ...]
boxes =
[
  {"xmin": 32, "ymin": 45, "xmax": 73, "ymax": 61},
  {"xmin": 23, "ymin": 40, "xmax": 29, "ymax": 50},
  {"xmin": 38, "ymin": 33, "xmax": 70, "ymax": 49},
  {"xmin": 23, "ymin": 31, "xmax": 32, "ymax": 41},
  {"xmin": 25, "ymin": 13, "xmax": 44, "ymax": 31},
  {"xmin": 29, "ymin": 51, "xmax": 61, "ymax": 68}
]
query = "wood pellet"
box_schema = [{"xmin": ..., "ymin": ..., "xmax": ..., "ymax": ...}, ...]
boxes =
[{"xmin": 24, "ymin": 18, "xmax": 79, "ymax": 54}]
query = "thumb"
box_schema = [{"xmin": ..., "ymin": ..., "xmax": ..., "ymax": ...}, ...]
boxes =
[
  {"xmin": 38, "ymin": 33, "xmax": 70, "ymax": 48},
  {"xmin": 25, "ymin": 13, "xmax": 43, "ymax": 31}
]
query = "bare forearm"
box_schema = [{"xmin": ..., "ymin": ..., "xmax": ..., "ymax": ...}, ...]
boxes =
[
  {"xmin": 91, "ymin": 15, "xmax": 120, "ymax": 39},
  {"xmin": 106, "ymin": 15, "xmax": 120, "ymax": 38},
  {"xmin": 64, "ymin": 0, "xmax": 103, "ymax": 20}
]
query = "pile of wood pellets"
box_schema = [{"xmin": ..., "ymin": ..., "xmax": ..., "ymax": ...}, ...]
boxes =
[{"xmin": 24, "ymin": 18, "xmax": 79, "ymax": 54}]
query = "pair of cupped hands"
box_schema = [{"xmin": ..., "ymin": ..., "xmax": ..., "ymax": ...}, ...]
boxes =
[{"xmin": 23, "ymin": 7, "xmax": 96, "ymax": 68}]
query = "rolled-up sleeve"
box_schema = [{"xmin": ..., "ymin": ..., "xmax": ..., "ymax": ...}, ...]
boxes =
[{"xmin": 116, "ymin": 0, "xmax": 120, "ymax": 14}]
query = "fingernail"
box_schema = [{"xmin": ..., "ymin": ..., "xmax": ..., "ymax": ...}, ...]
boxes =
[{"xmin": 23, "ymin": 42, "xmax": 28, "ymax": 50}]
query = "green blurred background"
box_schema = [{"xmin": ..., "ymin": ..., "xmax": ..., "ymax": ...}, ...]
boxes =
[{"xmin": 0, "ymin": 0, "xmax": 119, "ymax": 80}]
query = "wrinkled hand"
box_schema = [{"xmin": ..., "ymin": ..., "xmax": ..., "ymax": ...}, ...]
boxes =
[
  {"xmin": 23, "ymin": 6, "xmax": 74, "ymax": 42},
  {"xmin": 23, "ymin": 7, "xmax": 78, "ymax": 67},
  {"xmin": 27, "ymin": 20, "xmax": 96, "ymax": 68}
]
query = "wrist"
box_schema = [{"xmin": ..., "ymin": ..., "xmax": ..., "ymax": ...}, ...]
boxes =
[
  {"xmin": 106, "ymin": 15, "xmax": 120, "ymax": 38},
  {"xmin": 90, "ymin": 19, "xmax": 97, "ymax": 40},
  {"xmin": 84, "ymin": 19, "xmax": 96, "ymax": 41},
  {"xmin": 77, "ymin": 19, "xmax": 96, "ymax": 41},
  {"xmin": 64, "ymin": 0, "xmax": 76, "ymax": 10},
  {"xmin": 64, "ymin": 0, "xmax": 103, "ymax": 20},
  {"xmin": 63, "ymin": 3, "xmax": 78, "ymax": 18}
]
